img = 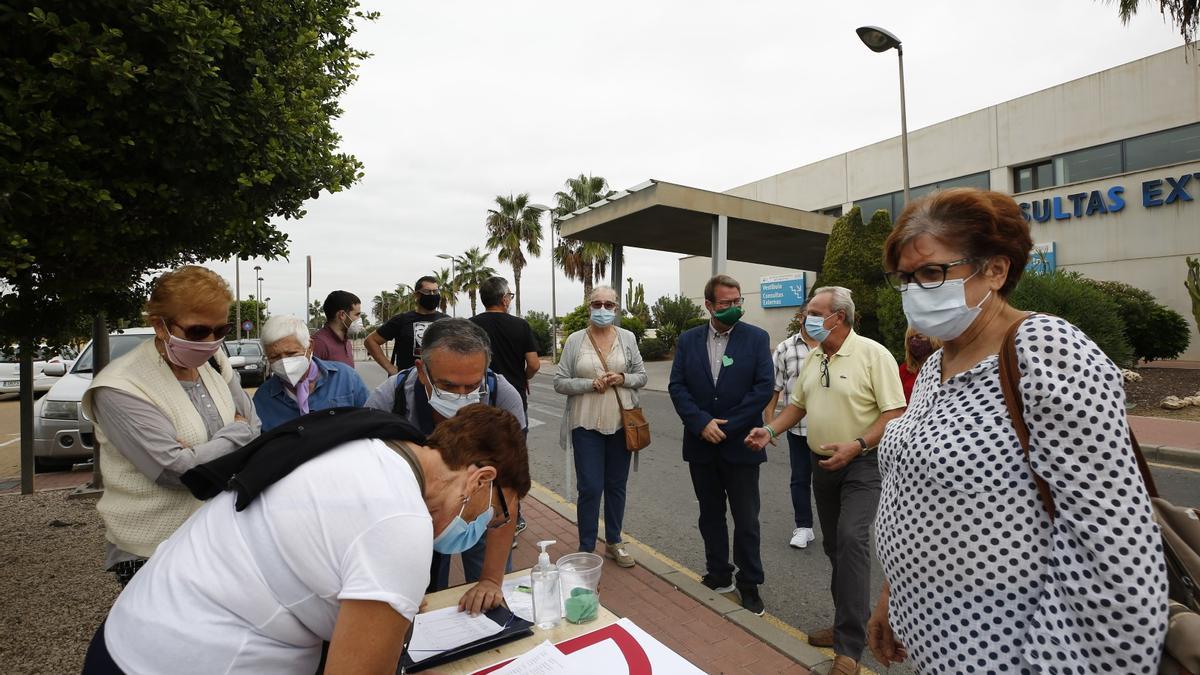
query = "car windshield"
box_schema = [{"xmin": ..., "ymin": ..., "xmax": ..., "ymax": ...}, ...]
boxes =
[
  {"xmin": 72, "ymin": 334, "xmax": 155, "ymax": 373},
  {"xmin": 228, "ymin": 342, "xmax": 262, "ymax": 357}
]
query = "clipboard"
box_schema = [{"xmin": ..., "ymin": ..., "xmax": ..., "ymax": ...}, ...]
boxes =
[{"xmin": 398, "ymin": 605, "xmax": 533, "ymax": 673}]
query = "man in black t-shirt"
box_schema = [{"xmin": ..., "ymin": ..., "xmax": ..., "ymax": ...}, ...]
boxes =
[
  {"xmin": 365, "ymin": 275, "xmax": 448, "ymax": 376},
  {"xmin": 469, "ymin": 276, "xmax": 540, "ymax": 410}
]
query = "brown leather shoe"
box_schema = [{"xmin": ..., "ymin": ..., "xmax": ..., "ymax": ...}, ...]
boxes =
[
  {"xmin": 807, "ymin": 626, "xmax": 834, "ymax": 647},
  {"xmin": 830, "ymin": 655, "xmax": 861, "ymax": 674}
]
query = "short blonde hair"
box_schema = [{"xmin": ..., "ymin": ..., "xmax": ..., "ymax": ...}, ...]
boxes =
[{"xmin": 145, "ymin": 265, "xmax": 233, "ymax": 320}]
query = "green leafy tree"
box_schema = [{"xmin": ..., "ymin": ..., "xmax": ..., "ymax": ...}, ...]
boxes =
[
  {"xmin": 307, "ymin": 300, "xmax": 323, "ymax": 330},
  {"xmin": 228, "ymin": 298, "xmax": 270, "ymax": 336},
  {"xmin": 485, "ymin": 193, "xmax": 542, "ymax": 316},
  {"xmin": 525, "ymin": 310, "xmax": 553, "ymax": 356},
  {"xmin": 875, "ymin": 288, "xmax": 908, "ymax": 361},
  {"xmin": 432, "ymin": 267, "xmax": 458, "ymax": 314},
  {"xmin": 1009, "ymin": 270, "xmax": 1133, "ymax": 367},
  {"xmin": 553, "ymin": 174, "xmax": 616, "ymax": 301},
  {"xmin": 1, "ymin": 2, "xmax": 372, "ymax": 492},
  {"xmin": 560, "ymin": 303, "xmax": 591, "ymax": 337},
  {"xmin": 1109, "ymin": 0, "xmax": 1199, "ymax": 46},
  {"xmin": 650, "ymin": 295, "xmax": 704, "ymax": 333},
  {"xmin": 1080, "ymin": 278, "xmax": 1191, "ymax": 362},
  {"xmin": 814, "ymin": 206, "xmax": 892, "ymax": 342},
  {"xmin": 453, "ymin": 247, "xmax": 497, "ymax": 316}
]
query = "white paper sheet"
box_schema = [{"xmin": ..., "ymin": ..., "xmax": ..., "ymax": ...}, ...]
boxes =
[
  {"xmin": 487, "ymin": 641, "xmax": 588, "ymax": 675},
  {"xmin": 501, "ymin": 575, "xmax": 535, "ymax": 623},
  {"xmin": 405, "ymin": 606, "xmax": 504, "ymax": 664}
]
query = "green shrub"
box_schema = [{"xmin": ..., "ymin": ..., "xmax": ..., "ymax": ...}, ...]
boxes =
[
  {"xmin": 1009, "ymin": 270, "xmax": 1133, "ymax": 367},
  {"xmin": 656, "ymin": 322, "xmax": 680, "ymax": 349},
  {"xmin": 875, "ymin": 286, "xmax": 907, "ymax": 361},
  {"xmin": 639, "ymin": 337, "xmax": 670, "ymax": 361},
  {"xmin": 813, "ymin": 206, "xmax": 893, "ymax": 343},
  {"xmin": 525, "ymin": 310, "xmax": 553, "ymax": 356},
  {"xmin": 651, "ymin": 295, "xmax": 704, "ymax": 331},
  {"xmin": 559, "ymin": 303, "xmax": 590, "ymax": 337},
  {"xmin": 621, "ymin": 315, "xmax": 646, "ymax": 342},
  {"xmin": 1079, "ymin": 278, "xmax": 1190, "ymax": 362},
  {"xmin": 683, "ymin": 317, "xmax": 708, "ymax": 331}
]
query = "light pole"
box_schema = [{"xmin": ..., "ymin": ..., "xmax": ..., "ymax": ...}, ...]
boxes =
[
  {"xmin": 253, "ymin": 266, "xmax": 263, "ymax": 339},
  {"xmin": 528, "ymin": 203, "xmax": 557, "ymax": 363},
  {"xmin": 436, "ymin": 253, "xmax": 457, "ymax": 317},
  {"xmin": 235, "ymin": 258, "xmax": 241, "ymax": 340},
  {"xmin": 857, "ymin": 25, "xmax": 910, "ymax": 205}
]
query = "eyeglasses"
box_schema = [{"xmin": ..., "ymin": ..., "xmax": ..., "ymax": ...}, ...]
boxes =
[
  {"xmin": 713, "ymin": 297, "xmax": 745, "ymax": 309},
  {"xmin": 885, "ymin": 258, "xmax": 978, "ymax": 291},
  {"xmin": 819, "ymin": 355, "xmax": 831, "ymax": 388},
  {"xmin": 422, "ymin": 363, "xmax": 487, "ymax": 400},
  {"xmin": 503, "ymin": 292, "xmax": 515, "ymax": 300},
  {"xmin": 170, "ymin": 320, "xmax": 234, "ymax": 341},
  {"xmin": 589, "ymin": 301, "xmax": 618, "ymax": 310},
  {"xmin": 416, "ymin": 288, "xmax": 440, "ymax": 296},
  {"xmin": 488, "ymin": 484, "xmax": 511, "ymax": 530}
]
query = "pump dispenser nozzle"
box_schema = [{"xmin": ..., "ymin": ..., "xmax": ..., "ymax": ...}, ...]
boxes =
[{"xmin": 536, "ymin": 540, "xmax": 556, "ymax": 566}]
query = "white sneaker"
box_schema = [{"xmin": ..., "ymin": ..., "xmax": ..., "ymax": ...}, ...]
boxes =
[{"xmin": 789, "ymin": 528, "xmax": 814, "ymax": 549}]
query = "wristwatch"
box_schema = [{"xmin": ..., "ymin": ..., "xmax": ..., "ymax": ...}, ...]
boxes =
[{"xmin": 855, "ymin": 437, "xmax": 871, "ymax": 454}]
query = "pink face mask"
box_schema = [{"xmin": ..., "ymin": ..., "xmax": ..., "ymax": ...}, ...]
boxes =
[{"xmin": 160, "ymin": 321, "xmax": 222, "ymax": 369}]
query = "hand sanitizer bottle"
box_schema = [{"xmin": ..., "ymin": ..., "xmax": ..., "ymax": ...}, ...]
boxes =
[{"xmin": 531, "ymin": 540, "xmax": 562, "ymax": 630}]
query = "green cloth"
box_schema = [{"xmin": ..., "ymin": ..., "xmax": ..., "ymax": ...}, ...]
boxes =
[{"xmin": 564, "ymin": 588, "xmax": 599, "ymax": 623}]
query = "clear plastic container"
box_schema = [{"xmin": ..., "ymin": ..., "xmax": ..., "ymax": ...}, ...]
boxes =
[{"xmin": 556, "ymin": 552, "xmax": 603, "ymax": 624}]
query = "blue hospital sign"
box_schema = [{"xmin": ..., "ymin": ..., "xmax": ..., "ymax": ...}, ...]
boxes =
[{"xmin": 760, "ymin": 273, "xmax": 807, "ymax": 308}]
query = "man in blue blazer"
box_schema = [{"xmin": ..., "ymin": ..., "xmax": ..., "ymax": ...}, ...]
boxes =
[{"xmin": 668, "ymin": 274, "xmax": 774, "ymax": 616}]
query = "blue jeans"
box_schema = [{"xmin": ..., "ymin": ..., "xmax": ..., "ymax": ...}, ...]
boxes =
[
  {"xmin": 787, "ymin": 432, "xmax": 814, "ymax": 529},
  {"xmin": 428, "ymin": 536, "xmax": 513, "ymax": 592},
  {"xmin": 572, "ymin": 427, "xmax": 632, "ymax": 551}
]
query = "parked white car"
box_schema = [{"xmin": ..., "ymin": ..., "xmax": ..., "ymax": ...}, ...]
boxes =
[{"xmin": 0, "ymin": 345, "xmax": 73, "ymax": 396}]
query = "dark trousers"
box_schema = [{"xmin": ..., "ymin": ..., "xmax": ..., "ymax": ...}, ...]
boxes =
[
  {"xmin": 687, "ymin": 459, "xmax": 763, "ymax": 587},
  {"xmin": 82, "ymin": 621, "xmax": 124, "ymax": 674},
  {"xmin": 811, "ymin": 451, "xmax": 881, "ymax": 661},
  {"xmin": 786, "ymin": 433, "xmax": 814, "ymax": 529},
  {"xmin": 572, "ymin": 428, "xmax": 632, "ymax": 551},
  {"xmin": 427, "ymin": 535, "xmax": 513, "ymax": 592}
]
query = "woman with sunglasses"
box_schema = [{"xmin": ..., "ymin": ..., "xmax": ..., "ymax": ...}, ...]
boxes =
[
  {"xmin": 554, "ymin": 286, "xmax": 647, "ymax": 568},
  {"xmin": 82, "ymin": 265, "xmax": 260, "ymax": 587}
]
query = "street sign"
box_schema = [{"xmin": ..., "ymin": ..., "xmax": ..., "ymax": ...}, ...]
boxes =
[
  {"xmin": 242, "ymin": 320, "xmax": 254, "ymax": 333},
  {"xmin": 760, "ymin": 273, "xmax": 807, "ymax": 308}
]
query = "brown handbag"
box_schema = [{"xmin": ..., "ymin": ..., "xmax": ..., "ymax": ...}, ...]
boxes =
[
  {"xmin": 998, "ymin": 313, "xmax": 1200, "ymax": 674},
  {"xmin": 585, "ymin": 330, "xmax": 651, "ymax": 454}
]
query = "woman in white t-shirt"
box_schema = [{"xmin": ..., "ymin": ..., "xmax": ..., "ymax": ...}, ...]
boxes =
[{"xmin": 83, "ymin": 405, "xmax": 530, "ymax": 675}]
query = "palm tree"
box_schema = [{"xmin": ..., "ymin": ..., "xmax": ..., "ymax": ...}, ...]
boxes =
[
  {"xmin": 553, "ymin": 174, "xmax": 616, "ymax": 301},
  {"xmin": 485, "ymin": 193, "xmax": 542, "ymax": 316},
  {"xmin": 1113, "ymin": 0, "xmax": 1198, "ymax": 45},
  {"xmin": 371, "ymin": 285, "xmax": 416, "ymax": 324},
  {"xmin": 432, "ymin": 268, "xmax": 458, "ymax": 314},
  {"xmin": 453, "ymin": 247, "xmax": 497, "ymax": 316},
  {"xmin": 307, "ymin": 300, "xmax": 323, "ymax": 329}
]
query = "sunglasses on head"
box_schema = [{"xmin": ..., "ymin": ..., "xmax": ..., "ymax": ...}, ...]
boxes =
[{"xmin": 170, "ymin": 320, "xmax": 234, "ymax": 341}]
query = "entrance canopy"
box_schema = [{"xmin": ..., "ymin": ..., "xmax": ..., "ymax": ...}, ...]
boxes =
[{"xmin": 556, "ymin": 179, "xmax": 835, "ymax": 276}]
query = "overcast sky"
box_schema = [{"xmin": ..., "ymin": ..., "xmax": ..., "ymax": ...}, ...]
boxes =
[{"xmin": 203, "ymin": 0, "xmax": 1183, "ymax": 326}]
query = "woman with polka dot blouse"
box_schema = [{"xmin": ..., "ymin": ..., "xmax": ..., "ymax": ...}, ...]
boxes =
[{"xmin": 869, "ymin": 188, "xmax": 1167, "ymax": 673}]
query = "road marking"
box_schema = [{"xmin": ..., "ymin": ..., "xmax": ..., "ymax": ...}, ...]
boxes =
[
  {"xmin": 526, "ymin": 480, "xmax": 872, "ymax": 674},
  {"xmin": 527, "ymin": 416, "xmax": 544, "ymax": 429},
  {"xmin": 527, "ymin": 402, "xmax": 562, "ymax": 419},
  {"xmin": 1148, "ymin": 461, "xmax": 1200, "ymax": 474},
  {"xmin": 0, "ymin": 437, "xmax": 20, "ymax": 448}
]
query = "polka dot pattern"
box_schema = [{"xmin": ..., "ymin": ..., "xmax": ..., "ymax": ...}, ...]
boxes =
[{"xmin": 876, "ymin": 315, "xmax": 1168, "ymax": 673}]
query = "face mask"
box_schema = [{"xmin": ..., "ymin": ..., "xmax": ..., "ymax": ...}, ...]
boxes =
[
  {"xmin": 713, "ymin": 306, "xmax": 743, "ymax": 326},
  {"xmin": 590, "ymin": 308, "xmax": 616, "ymax": 327},
  {"xmin": 160, "ymin": 321, "xmax": 223, "ymax": 369},
  {"xmin": 432, "ymin": 482, "xmax": 494, "ymax": 554},
  {"xmin": 418, "ymin": 293, "xmax": 441, "ymax": 311},
  {"xmin": 423, "ymin": 364, "xmax": 483, "ymax": 418},
  {"xmin": 902, "ymin": 272, "xmax": 992, "ymax": 341},
  {"xmin": 271, "ymin": 356, "xmax": 310, "ymax": 387},
  {"xmin": 907, "ymin": 337, "xmax": 935, "ymax": 363},
  {"xmin": 804, "ymin": 314, "xmax": 833, "ymax": 343}
]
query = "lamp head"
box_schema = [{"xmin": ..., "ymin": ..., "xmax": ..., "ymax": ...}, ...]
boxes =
[{"xmin": 856, "ymin": 26, "xmax": 902, "ymax": 53}]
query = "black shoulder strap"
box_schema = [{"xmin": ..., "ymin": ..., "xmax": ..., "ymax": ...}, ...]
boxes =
[
  {"xmin": 486, "ymin": 369, "xmax": 499, "ymax": 406},
  {"xmin": 383, "ymin": 440, "xmax": 426, "ymax": 494},
  {"xmin": 392, "ymin": 369, "xmax": 410, "ymax": 417}
]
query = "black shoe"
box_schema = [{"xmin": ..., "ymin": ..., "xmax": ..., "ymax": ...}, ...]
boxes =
[
  {"xmin": 514, "ymin": 517, "xmax": 527, "ymax": 536},
  {"xmin": 738, "ymin": 585, "xmax": 765, "ymax": 616},
  {"xmin": 701, "ymin": 574, "xmax": 735, "ymax": 594}
]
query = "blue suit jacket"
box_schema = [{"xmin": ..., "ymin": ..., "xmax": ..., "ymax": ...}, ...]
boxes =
[{"xmin": 668, "ymin": 321, "xmax": 774, "ymax": 464}]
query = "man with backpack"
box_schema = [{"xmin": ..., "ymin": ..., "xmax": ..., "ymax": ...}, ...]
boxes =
[{"xmin": 364, "ymin": 318, "xmax": 526, "ymax": 615}]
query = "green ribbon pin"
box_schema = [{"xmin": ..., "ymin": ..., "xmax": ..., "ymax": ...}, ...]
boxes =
[{"xmin": 721, "ymin": 355, "xmax": 733, "ymax": 367}]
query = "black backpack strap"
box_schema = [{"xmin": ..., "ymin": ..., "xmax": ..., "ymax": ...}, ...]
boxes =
[
  {"xmin": 486, "ymin": 369, "xmax": 499, "ymax": 406},
  {"xmin": 391, "ymin": 369, "xmax": 410, "ymax": 417}
]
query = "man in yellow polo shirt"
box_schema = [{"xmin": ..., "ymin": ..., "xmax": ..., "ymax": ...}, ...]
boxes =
[{"xmin": 745, "ymin": 286, "xmax": 905, "ymax": 675}]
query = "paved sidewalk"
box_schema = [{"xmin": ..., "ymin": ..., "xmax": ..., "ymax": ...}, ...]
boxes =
[
  {"xmin": 448, "ymin": 485, "xmax": 819, "ymax": 675},
  {"xmin": 0, "ymin": 468, "xmax": 91, "ymax": 495}
]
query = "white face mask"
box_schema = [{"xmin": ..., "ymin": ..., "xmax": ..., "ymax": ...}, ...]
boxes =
[
  {"xmin": 901, "ymin": 272, "xmax": 993, "ymax": 341},
  {"xmin": 271, "ymin": 356, "xmax": 310, "ymax": 387}
]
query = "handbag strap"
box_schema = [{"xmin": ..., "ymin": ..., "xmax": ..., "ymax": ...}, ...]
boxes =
[
  {"xmin": 998, "ymin": 313, "xmax": 1158, "ymax": 523},
  {"xmin": 585, "ymin": 329, "xmax": 628, "ymax": 412}
]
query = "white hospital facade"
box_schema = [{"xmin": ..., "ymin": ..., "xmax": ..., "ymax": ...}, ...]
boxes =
[{"xmin": 679, "ymin": 45, "xmax": 1200, "ymax": 359}]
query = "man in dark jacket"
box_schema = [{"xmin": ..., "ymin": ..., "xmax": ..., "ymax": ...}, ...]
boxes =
[{"xmin": 668, "ymin": 274, "xmax": 774, "ymax": 616}]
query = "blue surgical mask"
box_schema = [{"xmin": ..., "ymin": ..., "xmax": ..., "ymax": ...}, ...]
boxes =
[
  {"xmin": 590, "ymin": 308, "xmax": 616, "ymax": 327},
  {"xmin": 422, "ymin": 363, "xmax": 485, "ymax": 418},
  {"xmin": 804, "ymin": 315, "xmax": 833, "ymax": 343},
  {"xmin": 432, "ymin": 482, "xmax": 494, "ymax": 554}
]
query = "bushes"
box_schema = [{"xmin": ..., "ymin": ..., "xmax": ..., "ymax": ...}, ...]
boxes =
[
  {"xmin": 1079, "ymin": 279, "xmax": 1190, "ymax": 362},
  {"xmin": 651, "ymin": 295, "xmax": 704, "ymax": 332},
  {"xmin": 656, "ymin": 322, "xmax": 680, "ymax": 349},
  {"xmin": 1009, "ymin": 270, "xmax": 1133, "ymax": 367},
  {"xmin": 875, "ymin": 286, "xmax": 908, "ymax": 361},
  {"xmin": 621, "ymin": 315, "xmax": 646, "ymax": 342},
  {"xmin": 683, "ymin": 317, "xmax": 708, "ymax": 331},
  {"xmin": 557, "ymin": 303, "xmax": 647, "ymax": 343},
  {"xmin": 814, "ymin": 206, "xmax": 893, "ymax": 343},
  {"xmin": 639, "ymin": 337, "xmax": 670, "ymax": 361},
  {"xmin": 524, "ymin": 311, "xmax": 553, "ymax": 356}
]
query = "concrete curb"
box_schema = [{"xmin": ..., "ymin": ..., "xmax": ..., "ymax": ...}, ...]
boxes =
[
  {"xmin": 1140, "ymin": 444, "xmax": 1200, "ymax": 469},
  {"xmin": 526, "ymin": 483, "xmax": 830, "ymax": 670}
]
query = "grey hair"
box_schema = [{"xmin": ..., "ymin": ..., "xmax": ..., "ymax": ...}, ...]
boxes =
[
  {"xmin": 479, "ymin": 276, "xmax": 510, "ymax": 309},
  {"xmin": 262, "ymin": 315, "xmax": 311, "ymax": 349},
  {"xmin": 811, "ymin": 286, "xmax": 855, "ymax": 325},
  {"xmin": 589, "ymin": 285, "xmax": 618, "ymax": 304},
  {"xmin": 421, "ymin": 318, "xmax": 492, "ymax": 367}
]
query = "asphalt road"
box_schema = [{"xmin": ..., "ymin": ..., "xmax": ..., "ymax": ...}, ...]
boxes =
[{"xmin": 355, "ymin": 360, "xmax": 1200, "ymax": 673}]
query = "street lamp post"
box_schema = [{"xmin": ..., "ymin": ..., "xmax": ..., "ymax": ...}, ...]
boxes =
[
  {"xmin": 528, "ymin": 203, "xmax": 557, "ymax": 363},
  {"xmin": 436, "ymin": 253, "xmax": 457, "ymax": 317},
  {"xmin": 253, "ymin": 266, "xmax": 263, "ymax": 339},
  {"xmin": 857, "ymin": 25, "xmax": 910, "ymax": 205}
]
